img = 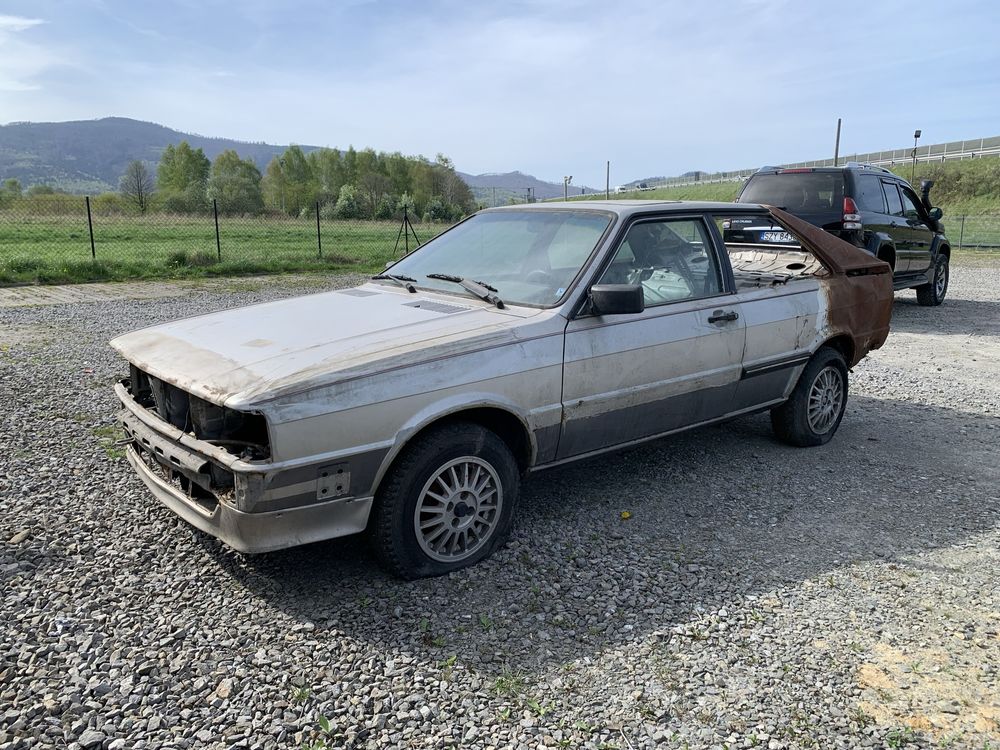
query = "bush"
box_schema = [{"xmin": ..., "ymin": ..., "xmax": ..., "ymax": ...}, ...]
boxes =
[
  {"xmin": 334, "ymin": 185, "xmax": 361, "ymax": 219},
  {"xmin": 166, "ymin": 250, "xmax": 216, "ymax": 268},
  {"xmin": 375, "ymin": 196, "xmax": 395, "ymax": 220},
  {"xmin": 423, "ymin": 197, "xmax": 463, "ymax": 223},
  {"xmin": 319, "ymin": 201, "xmax": 338, "ymax": 220}
]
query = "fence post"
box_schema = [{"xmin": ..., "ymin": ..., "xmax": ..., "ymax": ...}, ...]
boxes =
[
  {"xmin": 85, "ymin": 196, "xmax": 96, "ymax": 259},
  {"xmin": 958, "ymin": 215, "xmax": 966, "ymax": 251},
  {"xmin": 213, "ymin": 199, "xmax": 221, "ymax": 261},
  {"xmin": 404, "ymin": 206, "xmax": 410, "ymax": 255},
  {"xmin": 316, "ymin": 201, "xmax": 322, "ymax": 258}
]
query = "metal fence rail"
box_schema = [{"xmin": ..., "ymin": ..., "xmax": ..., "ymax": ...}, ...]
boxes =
[
  {"xmin": 0, "ymin": 197, "xmax": 450, "ymax": 285},
  {"xmin": 648, "ymin": 135, "xmax": 1000, "ymax": 190}
]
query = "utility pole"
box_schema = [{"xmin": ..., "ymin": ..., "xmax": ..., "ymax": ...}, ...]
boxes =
[
  {"xmin": 911, "ymin": 129, "xmax": 922, "ymax": 183},
  {"xmin": 606, "ymin": 161, "xmax": 610, "ymax": 199},
  {"xmin": 833, "ymin": 118, "xmax": 842, "ymax": 166}
]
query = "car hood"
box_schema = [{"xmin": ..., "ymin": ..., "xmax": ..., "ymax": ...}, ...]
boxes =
[{"xmin": 110, "ymin": 284, "xmax": 544, "ymax": 408}]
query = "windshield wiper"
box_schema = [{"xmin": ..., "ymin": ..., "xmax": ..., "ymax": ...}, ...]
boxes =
[
  {"xmin": 426, "ymin": 273, "xmax": 505, "ymax": 309},
  {"xmin": 371, "ymin": 273, "xmax": 417, "ymax": 293}
]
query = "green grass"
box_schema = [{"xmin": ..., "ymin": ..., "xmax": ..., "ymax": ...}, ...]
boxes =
[{"xmin": 0, "ymin": 213, "xmax": 448, "ymax": 285}]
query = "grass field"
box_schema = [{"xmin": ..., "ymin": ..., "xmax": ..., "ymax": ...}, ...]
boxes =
[{"xmin": 0, "ymin": 213, "xmax": 448, "ymax": 284}]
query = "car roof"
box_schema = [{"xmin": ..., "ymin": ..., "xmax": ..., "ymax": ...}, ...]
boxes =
[
  {"xmin": 753, "ymin": 166, "xmax": 905, "ymax": 180},
  {"xmin": 485, "ymin": 200, "xmax": 767, "ymax": 218}
]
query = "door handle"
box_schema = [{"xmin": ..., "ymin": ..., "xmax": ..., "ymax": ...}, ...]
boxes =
[{"xmin": 708, "ymin": 310, "xmax": 739, "ymax": 324}]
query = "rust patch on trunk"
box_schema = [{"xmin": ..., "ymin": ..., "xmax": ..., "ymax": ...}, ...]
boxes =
[{"xmin": 766, "ymin": 206, "xmax": 893, "ymax": 366}]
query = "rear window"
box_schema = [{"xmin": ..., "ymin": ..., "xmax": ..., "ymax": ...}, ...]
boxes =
[{"xmin": 740, "ymin": 172, "xmax": 845, "ymax": 213}]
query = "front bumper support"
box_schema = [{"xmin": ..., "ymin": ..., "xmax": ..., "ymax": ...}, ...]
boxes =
[{"xmin": 126, "ymin": 446, "xmax": 373, "ymax": 553}]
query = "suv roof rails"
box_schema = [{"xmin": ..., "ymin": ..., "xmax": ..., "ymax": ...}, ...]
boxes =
[{"xmin": 844, "ymin": 161, "xmax": 895, "ymax": 175}]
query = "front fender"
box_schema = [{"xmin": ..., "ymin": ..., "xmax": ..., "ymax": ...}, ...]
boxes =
[{"xmin": 367, "ymin": 392, "xmax": 538, "ymax": 497}]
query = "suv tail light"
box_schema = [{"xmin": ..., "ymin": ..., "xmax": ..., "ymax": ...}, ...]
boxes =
[{"xmin": 843, "ymin": 197, "xmax": 862, "ymax": 230}]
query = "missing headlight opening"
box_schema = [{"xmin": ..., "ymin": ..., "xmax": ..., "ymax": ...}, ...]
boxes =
[{"xmin": 127, "ymin": 365, "xmax": 270, "ymax": 461}]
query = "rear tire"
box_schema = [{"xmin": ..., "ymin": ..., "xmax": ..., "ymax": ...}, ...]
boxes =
[
  {"xmin": 371, "ymin": 422, "xmax": 519, "ymax": 580},
  {"xmin": 771, "ymin": 347, "xmax": 848, "ymax": 447},
  {"xmin": 916, "ymin": 254, "xmax": 949, "ymax": 306}
]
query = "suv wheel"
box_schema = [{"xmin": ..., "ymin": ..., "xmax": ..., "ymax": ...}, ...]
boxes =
[
  {"xmin": 916, "ymin": 254, "xmax": 949, "ymax": 306},
  {"xmin": 771, "ymin": 347, "xmax": 849, "ymax": 447},
  {"xmin": 371, "ymin": 422, "xmax": 519, "ymax": 579}
]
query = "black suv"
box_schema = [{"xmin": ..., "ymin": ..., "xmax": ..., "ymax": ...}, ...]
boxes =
[{"xmin": 727, "ymin": 163, "xmax": 950, "ymax": 305}]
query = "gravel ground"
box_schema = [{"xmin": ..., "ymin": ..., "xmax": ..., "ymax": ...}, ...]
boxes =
[{"xmin": 2, "ymin": 259, "xmax": 999, "ymax": 750}]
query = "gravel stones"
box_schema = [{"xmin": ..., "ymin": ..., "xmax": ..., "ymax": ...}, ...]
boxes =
[{"xmin": 1, "ymin": 263, "xmax": 999, "ymax": 748}]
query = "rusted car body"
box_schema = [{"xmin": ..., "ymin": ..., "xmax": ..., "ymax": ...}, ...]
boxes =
[{"xmin": 111, "ymin": 201, "xmax": 891, "ymax": 576}]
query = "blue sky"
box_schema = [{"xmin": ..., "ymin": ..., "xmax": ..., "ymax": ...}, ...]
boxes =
[{"xmin": 1, "ymin": 0, "xmax": 998, "ymax": 186}]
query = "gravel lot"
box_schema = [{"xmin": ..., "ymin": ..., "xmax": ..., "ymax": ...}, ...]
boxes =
[{"xmin": 2, "ymin": 258, "xmax": 999, "ymax": 750}]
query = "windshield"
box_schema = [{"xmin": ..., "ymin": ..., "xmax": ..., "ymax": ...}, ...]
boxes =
[
  {"xmin": 382, "ymin": 209, "xmax": 613, "ymax": 307},
  {"xmin": 741, "ymin": 173, "xmax": 845, "ymax": 213}
]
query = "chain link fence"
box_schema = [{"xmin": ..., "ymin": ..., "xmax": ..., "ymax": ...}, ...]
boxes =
[
  {"xmin": 1, "ymin": 197, "xmax": 997, "ymax": 286},
  {"xmin": 0, "ymin": 196, "xmax": 451, "ymax": 285}
]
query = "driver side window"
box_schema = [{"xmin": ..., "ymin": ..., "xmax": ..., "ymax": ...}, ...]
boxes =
[{"xmin": 597, "ymin": 218, "xmax": 722, "ymax": 306}]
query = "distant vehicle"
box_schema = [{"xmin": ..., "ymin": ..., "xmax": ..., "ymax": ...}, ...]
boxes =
[
  {"xmin": 637, "ymin": 182, "xmax": 650, "ymax": 191},
  {"xmin": 615, "ymin": 185, "xmax": 629, "ymax": 194},
  {"xmin": 112, "ymin": 201, "xmax": 891, "ymax": 578},
  {"xmin": 730, "ymin": 163, "xmax": 950, "ymax": 306}
]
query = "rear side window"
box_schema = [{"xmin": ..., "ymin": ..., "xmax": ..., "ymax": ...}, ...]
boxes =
[
  {"xmin": 854, "ymin": 175, "xmax": 887, "ymax": 213},
  {"xmin": 882, "ymin": 182, "xmax": 904, "ymax": 216},
  {"xmin": 740, "ymin": 173, "xmax": 844, "ymax": 213}
]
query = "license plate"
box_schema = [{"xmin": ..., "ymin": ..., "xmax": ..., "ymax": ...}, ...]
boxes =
[{"xmin": 760, "ymin": 231, "xmax": 795, "ymax": 243}]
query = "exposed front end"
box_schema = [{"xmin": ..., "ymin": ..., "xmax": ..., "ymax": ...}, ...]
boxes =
[{"xmin": 115, "ymin": 366, "xmax": 373, "ymax": 553}]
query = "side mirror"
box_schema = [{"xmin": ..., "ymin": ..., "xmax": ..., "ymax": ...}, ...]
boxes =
[
  {"xmin": 589, "ymin": 284, "xmax": 644, "ymax": 315},
  {"xmin": 928, "ymin": 206, "xmax": 943, "ymax": 221}
]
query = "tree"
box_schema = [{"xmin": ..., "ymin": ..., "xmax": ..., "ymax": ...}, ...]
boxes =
[
  {"xmin": 279, "ymin": 145, "xmax": 317, "ymax": 215},
  {"xmin": 1, "ymin": 178, "xmax": 22, "ymax": 198},
  {"xmin": 119, "ymin": 160, "xmax": 154, "ymax": 212},
  {"xmin": 207, "ymin": 150, "xmax": 264, "ymax": 214},
  {"xmin": 359, "ymin": 172, "xmax": 392, "ymax": 218},
  {"xmin": 27, "ymin": 184, "xmax": 56, "ymax": 196},
  {"xmin": 261, "ymin": 157, "xmax": 287, "ymax": 212},
  {"xmin": 309, "ymin": 148, "xmax": 346, "ymax": 206},
  {"xmin": 157, "ymin": 141, "xmax": 210, "ymax": 212}
]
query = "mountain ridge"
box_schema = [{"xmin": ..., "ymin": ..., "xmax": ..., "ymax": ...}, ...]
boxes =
[{"xmin": 0, "ymin": 116, "xmax": 593, "ymax": 199}]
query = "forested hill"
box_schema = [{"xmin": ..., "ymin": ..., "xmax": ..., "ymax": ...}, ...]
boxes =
[
  {"xmin": 0, "ymin": 117, "xmax": 315, "ymax": 193},
  {"xmin": 458, "ymin": 170, "xmax": 589, "ymax": 202},
  {"xmin": 0, "ymin": 117, "xmax": 588, "ymax": 200}
]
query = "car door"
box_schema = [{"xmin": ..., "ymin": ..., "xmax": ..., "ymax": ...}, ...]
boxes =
[
  {"xmin": 898, "ymin": 184, "xmax": 934, "ymax": 273},
  {"xmin": 558, "ymin": 216, "xmax": 746, "ymax": 459},
  {"xmin": 881, "ymin": 181, "xmax": 915, "ymax": 271},
  {"xmin": 853, "ymin": 173, "xmax": 892, "ymax": 254}
]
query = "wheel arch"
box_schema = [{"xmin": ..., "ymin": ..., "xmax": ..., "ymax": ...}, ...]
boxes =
[
  {"xmin": 875, "ymin": 243, "xmax": 896, "ymax": 270},
  {"xmin": 369, "ymin": 398, "xmax": 535, "ymax": 500},
  {"xmin": 819, "ymin": 334, "xmax": 855, "ymax": 368}
]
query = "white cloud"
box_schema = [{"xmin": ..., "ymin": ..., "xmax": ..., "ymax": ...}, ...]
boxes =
[
  {"xmin": 0, "ymin": 15, "xmax": 44, "ymax": 32},
  {"xmin": 0, "ymin": 15, "xmax": 51, "ymax": 92}
]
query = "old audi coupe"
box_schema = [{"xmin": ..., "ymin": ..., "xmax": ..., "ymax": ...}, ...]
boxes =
[{"xmin": 112, "ymin": 201, "xmax": 892, "ymax": 578}]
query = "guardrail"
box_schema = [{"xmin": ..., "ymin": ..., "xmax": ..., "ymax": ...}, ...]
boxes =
[{"xmin": 640, "ymin": 136, "xmax": 1000, "ymax": 190}]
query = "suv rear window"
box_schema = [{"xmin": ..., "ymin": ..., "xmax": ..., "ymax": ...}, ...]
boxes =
[{"xmin": 740, "ymin": 172, "xmax": 845, "ymax": 213}]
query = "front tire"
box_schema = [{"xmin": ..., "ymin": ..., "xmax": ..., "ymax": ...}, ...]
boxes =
[
  {"xmin": 771, "ymin": 347, "xmax": 848, "ymax": 447},
  {"xmin": 371, "ymin": 422, "xmax": 519, "ymax": 579},
  {"xmin": 916, "ymin": 254, "xmax": 949, "ymax": 306}
]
